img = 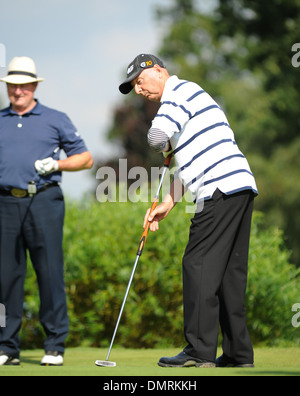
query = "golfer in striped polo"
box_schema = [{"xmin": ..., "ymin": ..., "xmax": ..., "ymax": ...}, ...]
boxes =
[{"xmin": 119, "ymin": 54, "xmax": 258, "ymax": 368}]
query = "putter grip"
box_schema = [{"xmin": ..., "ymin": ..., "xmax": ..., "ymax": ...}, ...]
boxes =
[
  {"xmin": 164, "ymin": 154, "xmax": 172, "ymax": 167},
  {"xmin": 137, "ymin": 198, "xmax": 158, "ymax": 256}
]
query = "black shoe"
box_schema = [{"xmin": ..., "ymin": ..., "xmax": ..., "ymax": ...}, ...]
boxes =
[
  {"xmin": 216, "ymin": 354, "xmax": 255, "ymax": 368},
  {"xmin": 0, "ymin": 350, "xmax": 20, "ymax": 366},
  {"xmin": 158, "ymin": 351, "xmax": 216, "ymax": 368}
]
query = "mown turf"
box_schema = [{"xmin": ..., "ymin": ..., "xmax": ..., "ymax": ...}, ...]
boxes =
[{"xmin": 0, "ymin": 347, "xmax": 299, "ymax": 377}]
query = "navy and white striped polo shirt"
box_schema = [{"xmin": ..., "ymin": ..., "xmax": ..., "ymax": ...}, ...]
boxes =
[{"xmin": 149, "ymin": 75, "xmax": 258, "ymax": 203}]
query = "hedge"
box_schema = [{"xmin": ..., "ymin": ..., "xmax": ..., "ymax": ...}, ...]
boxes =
[{"xmin": 22, "ymin": 198, "xmax": 300, "ymax": 349}]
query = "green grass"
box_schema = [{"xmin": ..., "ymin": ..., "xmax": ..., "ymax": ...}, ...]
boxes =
[{"xmin": 0, "ymin": 347, "xmax": 299, "ymax": 376}]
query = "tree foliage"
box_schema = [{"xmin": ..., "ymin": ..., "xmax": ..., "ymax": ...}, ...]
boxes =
[
  {"xmin": 210, "ymin": 0, "xmax": 300, "ymax": 264},
  {"xmin": 97, "ymin": 96, "xmax": 162, "ymax": 180}
]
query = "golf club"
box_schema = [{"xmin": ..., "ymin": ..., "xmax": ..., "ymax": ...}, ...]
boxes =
[{"xmin": 95, "ymin": 154, "xmax": 172, "ymax": 367}]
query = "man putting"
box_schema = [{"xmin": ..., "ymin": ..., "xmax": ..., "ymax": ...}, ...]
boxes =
[{"xmin": 119, "ymin": 54, "xmax": 258, "ymax": 368}]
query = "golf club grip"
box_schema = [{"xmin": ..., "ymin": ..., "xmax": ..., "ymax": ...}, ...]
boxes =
[
  {"xmin": 164, "ymin": 153, "xmax": 172, "ymax": 168},
  {"xmin": 137, "ymin": 198, "xmax": 158, "ymax": 256}
]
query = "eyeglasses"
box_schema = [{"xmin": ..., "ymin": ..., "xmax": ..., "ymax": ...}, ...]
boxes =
[{"xmin": 7, "ymin": 83, "xmax": 36, "ymax": 91}]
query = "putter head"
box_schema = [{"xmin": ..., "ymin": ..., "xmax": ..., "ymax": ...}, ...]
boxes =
[{"xmin": 95, "ymin": 360, "xmax": 117, "ymax": 367}]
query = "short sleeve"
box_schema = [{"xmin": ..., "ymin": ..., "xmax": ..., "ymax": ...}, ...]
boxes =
[{"xmin": 58, "ymin": 113, "xmax": 88, "ymax": 156}]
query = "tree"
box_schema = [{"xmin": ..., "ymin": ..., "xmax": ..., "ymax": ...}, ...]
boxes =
[
  {"xmin": 210, "ymin": 0, "xmax": 300, "ymax": 264},
  {"xmin": 104, "ymin": 95, "xmax": 162, "ymax": 175},
  {"xmin": 214, "ymin": 0, "xmax": 300, "ymax": 150}
]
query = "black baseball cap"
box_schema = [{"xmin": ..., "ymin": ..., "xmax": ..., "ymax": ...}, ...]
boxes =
[{"xmin": 119, "ymin": 54, "xmax": 166, "ymax": 95}]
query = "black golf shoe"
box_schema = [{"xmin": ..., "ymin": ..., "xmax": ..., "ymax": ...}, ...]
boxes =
[
  {"xmin": 216, "ymin": 354, "xmax": 255, "ymax": 368},
  {"xmin": 158, "ymin": 351, "xmax": 216, "ymax": 368}
]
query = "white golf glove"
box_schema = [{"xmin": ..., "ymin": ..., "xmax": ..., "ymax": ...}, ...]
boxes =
[{"xmin": 35, "ymin": 157, "xmax": 59, "ymax": 176}]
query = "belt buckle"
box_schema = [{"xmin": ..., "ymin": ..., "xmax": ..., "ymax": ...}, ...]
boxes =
[{"xmin": 11, "ymin": 188, "xmax": 27, "ymax": 198}]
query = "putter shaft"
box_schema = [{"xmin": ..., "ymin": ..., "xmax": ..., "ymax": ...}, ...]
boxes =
[
  {"xmin": 101, "ymin": 155, "xmax": 172, "ymax": 364},
  {"xmin": 105, "ymin": 253, "xmax": 140, "ymax": 362}
]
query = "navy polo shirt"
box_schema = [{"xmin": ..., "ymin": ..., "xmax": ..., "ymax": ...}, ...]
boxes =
[{"xmin": 0, "ymin": 100, "xmax": 88, "ymax": 190}]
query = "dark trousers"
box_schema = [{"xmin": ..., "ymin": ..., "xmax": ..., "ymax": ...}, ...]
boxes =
[
  {"xmin": 183, "ymin": 189, "xmax": 254, "ymax": 363},
  {"xmin": 0, "ymin": 186, "xmax": 69, "ymax": 355}
]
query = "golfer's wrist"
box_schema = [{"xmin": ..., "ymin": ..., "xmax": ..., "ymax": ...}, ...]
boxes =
[{"xmin": 163, "ymin": 195, "xmax": 176, "ymax": 211}]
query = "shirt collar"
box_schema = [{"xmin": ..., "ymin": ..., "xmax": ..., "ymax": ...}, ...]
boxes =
[
  {"xmin": 1, "ymin": 99, "xmax": 42, "ymax": 116},
  {"xmin": 161, "ymin": 75, "xmax": 180, "ymax": 102}
]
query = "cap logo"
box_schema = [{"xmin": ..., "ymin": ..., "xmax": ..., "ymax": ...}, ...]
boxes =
[
  {"xmin": 127, "ymin": 65, "xmax": 134, "ymax": 75},
  {"xmin": 141, "ymin": 60, "xmax": 153, "ymax": 68}
]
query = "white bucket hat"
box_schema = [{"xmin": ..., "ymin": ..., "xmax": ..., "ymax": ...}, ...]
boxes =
[{"xmin": 0, "ymin": 56, "xmax": 44, "ymax": 84}]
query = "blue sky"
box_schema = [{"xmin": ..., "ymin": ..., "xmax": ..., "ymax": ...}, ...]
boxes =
[{"xmin": 0, "ymin": 0, "xmax": 212, "ymax": 199}]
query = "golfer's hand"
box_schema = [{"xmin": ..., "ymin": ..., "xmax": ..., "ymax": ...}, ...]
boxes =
[
  {"xmin": 35, "ymin": 157, "xmax": 59, "ymax": 176},
  {"xmin": 143, "ymin": 201, "xmax": 173, "ymax": 232}
]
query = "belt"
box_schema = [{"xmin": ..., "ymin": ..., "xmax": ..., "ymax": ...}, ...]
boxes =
[{"xmin": 0, "ymin": 183, "xmax": 58, "ymax": 198}]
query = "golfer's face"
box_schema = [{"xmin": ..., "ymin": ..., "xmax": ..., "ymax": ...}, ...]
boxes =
[
  {"xmin": 7, "ymin": 83, "xmax": 37, "ymax": 112},
  {"xmin": 132, "ymin": 67, "xmax": 163, "ymax": 102}
]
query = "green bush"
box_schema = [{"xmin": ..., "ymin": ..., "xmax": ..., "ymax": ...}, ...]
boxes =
[
  {"xmin": 247, "ymin": 212, "xmax": 300, "ymax": 345},
  {"xmin": 22, "ymin": 199, "xmax": 300, "ymax": 349}
]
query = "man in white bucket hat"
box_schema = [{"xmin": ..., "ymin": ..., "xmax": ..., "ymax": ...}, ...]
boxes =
[
  {"xmin": 0, "ymin": 57, "xmax": 44, "ymax": 117},
  {"xmin": 0, "ymin": 57, "xmax": 93, "ymax": 366}
]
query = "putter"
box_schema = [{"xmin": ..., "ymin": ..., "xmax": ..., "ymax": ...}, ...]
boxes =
[{"xmin": 95, "ymin": 154, "xmax": 172, "ymax": 367}]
